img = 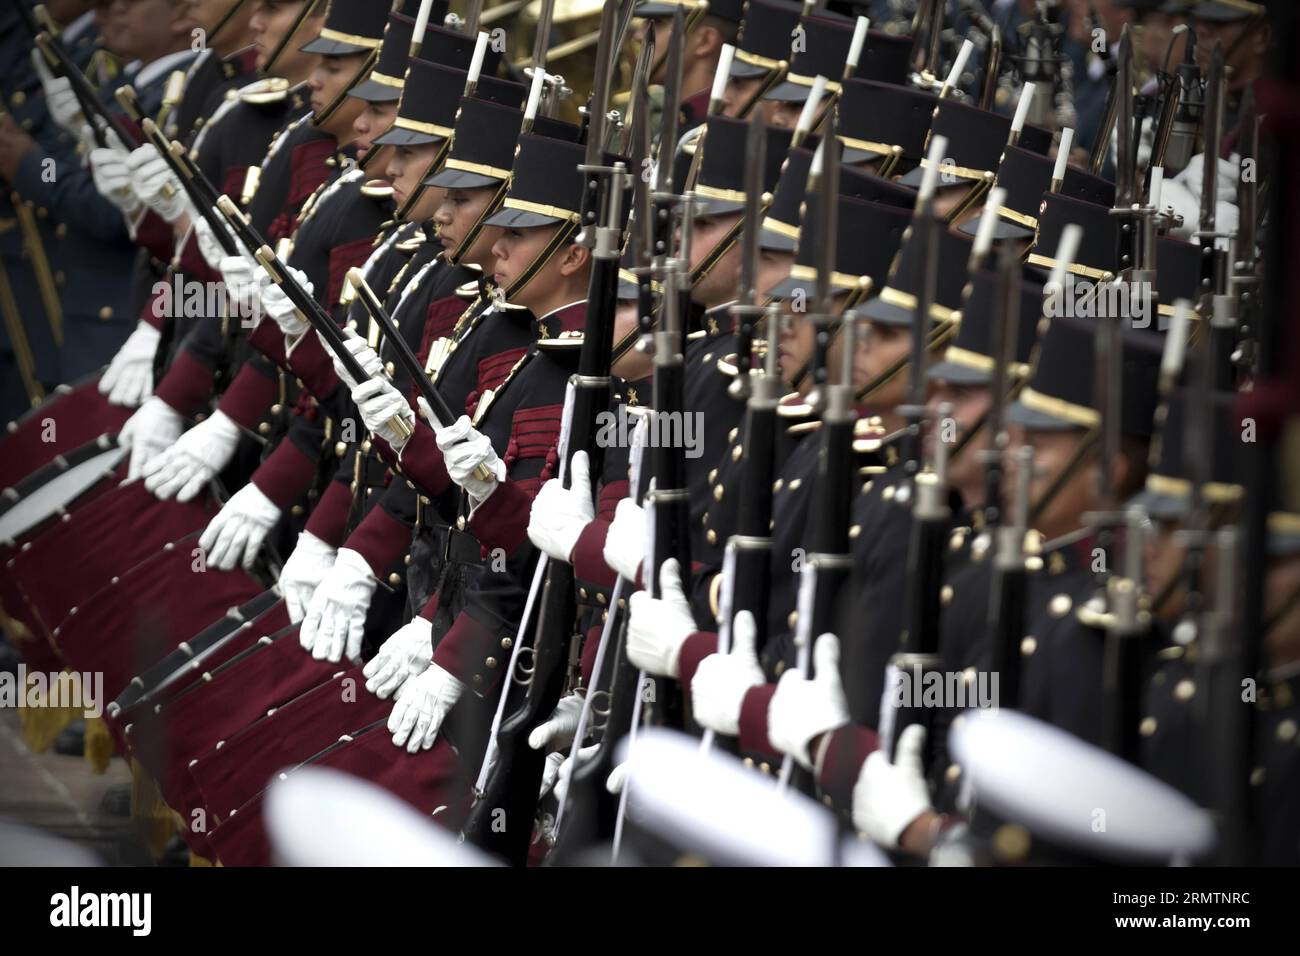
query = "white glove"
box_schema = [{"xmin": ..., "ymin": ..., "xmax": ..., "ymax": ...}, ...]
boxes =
[
  {"xmin": 89, "ymin": 134, "xmax": 140, "ymax": 215},
  {"xmin": 690, "ymin": 610, "xmax": 764, "ymax": 736},
  {"xmin": 362, "ymin": 616, "xmax": 433, "ymax": 700},
  {"xmin": 527, "ymin": 450, "xmax": 595, "ymax": 562},
  {"xmin": 853, "ymin": 724, "xmax": 932, "ymax": 849},
  {"xmin": 768, "ymin": 633, "xmax": 851, "ymax": 770},
  {"xmin": 351, "ymin": 378, "xmax": 415, "ymax": 452},
  {"xmin": 387, "ymin": 662, "xmax": 464, "ymax": 753},
  {"xmin": 192, "ymin": 216, "xmax": 237, "ymax": 271},
  {"xmin": 98, "ymin": 320, "xmax": 159, "ymax": 407},
  {"xmin": 197, "ymin": 482, "xmax": 281, "ymax": 571},
  {"xmin": 217, "ymin": 254, "xmax": 264, "ymax": 321},
  {"xmin": 117, "ymin": 396, "xmax": 184, "ymax": 482},
  {"xmin": 435, "ymin": 415, "xmax": 506, "ymax": 502},
  {"xmin": 331, "ymin": 328, "xmax": 384, "ymax": 391},
  {"xmin": 538, "ymin": 750, "xmax": 567, "ymax": 800},
  {"xmin": 603, "ymin": 497, "xmax": 646, "ymax": 581},
  {"xmin": 140, "ymin": 408, "xmax": 242, "ymax": 502},
  {"xmin": 31, "ymin": 49, "xmax": 83, "ymax": 132},
  {"xmin": 126, "ymin": 144, "xmax": 188, "ymax": 222},
  {"xmin": 259, "ymin": 265, "xmax": 312, "ymax": 337},
  {"xmin": 1161, "ymin": 152, "xmax": 1240, "ymax": 245},
  {"xmin": 298, "ymin": 547, "xmax": 377, "ymax": 663},
  {"xmin": 605, "ymin": 760, "xmax": 629, "ymax": 795},
  {"xmin": 626, "ymin": 558, "xmax": 697, "ymax": 678},
  {"xmin": 547, "ymin": 744, "xmax": 599, "ymax": 805},
  {"xmin": 279, "ymin": 531, "xmax": 337, "ymax": 623},
  {"xmin": 528, "ymin": 692, "xmax": 586, "ymax": 751}
]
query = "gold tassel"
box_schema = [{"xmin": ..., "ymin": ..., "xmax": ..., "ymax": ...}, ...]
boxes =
[
  {"xmin": 83, "ymin": 716, "xmax": 115, "ymax": 774},
  {"xmin": 130, "ymin": 759, "xmax": 176, "ymax": 860},
  {"xmin": 15, "ymin": 673, "xmax": 78, "ymax": 753}
]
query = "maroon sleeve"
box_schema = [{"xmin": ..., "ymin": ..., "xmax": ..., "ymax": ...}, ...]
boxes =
[
  {"xmin": 216, "ymin": 361, "xmax": 278, "ymax": 430},
  {"xmin": 284, "ymin": 327, "xmax": 342, "ymax": 400},
  {"xmin": 737, "ymin": 683, "xmax": 780, "ymax": 758},
  {"xmin": 327, "ymin": 235, "xmax": 376, "ymax": 308},
  {"xmin": 571, "ymin": 519, "xmax": 614, "ymax": 588},
  {"xmin": 418, "ymin": 593, "xmax": 439, "ymax": 623},
  {"xmin": 815, "ymin": 724, "xmax": 880, "ymax": 811},
  {"xmin": 247, "ymin": 315, "xmax": 290, "ymax": 366},
  {"xmin": 465, "ymin": 479, "xmax": 533, "ymax": 556},
  {"xmin": 432, "ymin": 611, "xmax": 503, "ymax": 694},
  {"xmin": 139, "ymin": 284, "xmax": 168, "ymax": 332},
  {"xmin": 676, "ymin": 630, "xmax": 719, "ymax": 691},
  {"xmin": 304, "ymin": 478, "xmax": 354, "ymax": 548},
  {"xmin": 152, "ymin": 349, "xmax": 216, "ymax": 417},
  {"xmin": 175, "ymin": 231, "xmax": 220, "ymax": 285},
  {"xmin": 251, "ymin": 438, "xmax": 317, "ymax": 509},
  {"xmin": 579, "ymin": 623, "xmax": 603, "ymax": 687},
  {"xmin": 344, "ymin": 505, "xmax": 411, "ymax": 578},
  {"xmin": 393, "ymin": 423, "xmax": 451, "ymax": 497},
  {"xmin": 133, "ymin": 210, "xmax": 175, "ymax": 262}
]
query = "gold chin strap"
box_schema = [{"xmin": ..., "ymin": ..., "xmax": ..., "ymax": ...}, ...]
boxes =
[
  {"xmin": 261, "ymin": 0, "xmax": 321, "ymax": 77},
  {"xmin": 0, "ymin": 257, "xmax": 44, "ymax": 407},
  {"xmin": 447, "ymin": 178, "xmax": 511, "ymax": 267},
  {"xmin": 1027, "ymin": 426, "xmax": 1100, "ymax": 526},
  {"xmin": 503, "ymin": 220, "xmax": 581, "ymax": 302}
]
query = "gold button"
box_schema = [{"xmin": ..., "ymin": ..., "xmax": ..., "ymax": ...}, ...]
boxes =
[
  {"xmin": 271, "ymin": 403, "xmax": 283, "ymax": 415},
  {"xmin": 194, "ymin": 412, "xmax": 207, "ymax": 423},
  {"xmin": 706, "ymin": 529, "xmax": 717, "ymax": 545},
  {"xmin": 579, "ymin": 587, "xmax": 589, "ymax": 600},
  {"xmin": 55, "ymin": 224, "xmax": 67, "ymax": 239},
  {"xmin": 743, "ymin": 757, "xmax": 754, "ymax": 768},
  {"xmin": 388, "ymin": 572, "xmax": 401, "ymax": 586},
  {"xmin": 1173, "ymin": 679, "xmax": 1196, "ymax": 702},
  {"xmin": 1024, "ymin": 555, "xmax": 1044, "ymax": 572},
  {"xmin": 1139, "ymin": 716, "xmax": 1158, "ymax": 736},
  {"xmin": 731, "ymin": 445, "xmax": 743, "ymax": 461},
  {"xmin": 773, "ymin": 479, "xmax": 784, "ymax": 493},
  {"xmin": 335, "ymin": 441, "xmax": 347, "ymax": 457},
  {"xmin": 992, "ymin": 824, "xmax": 1031, "ymax": 863},
  {"xmin": 713, "ymin": 485, "xmax": 723, "ymax": 501},
  {"xmin": 500, "ymin": 637, "xmax": 512, "ymax": 650},
  {"xmin": 10, "ymin": 90, "xmax": 26, "ymax": 106},
  {"xmin": 472, "ymin": 674, "xmax": 482, "ymax": 684},
  {"xmin": 788, "ymin": 479, "xmax": 801, "ymax": 491},
  {"xmin": 291, "ymin": 505, "xmax": 304, "ymax": 516},
  {"xmin": 456, "ymin": 516, "xmax": 466, "ymax": 530},
  {"xmin": 882, "ymin": 485, "xmax": 896, "ymax": 501},
  {"xmin": 708, "ymin": 468, "xmax": 717, "ymax": 482},
  {"xmin": 949, "ymin": 530, "xmax": 967, "ymax": 551},
  {"xmin": 404, "ymin": 554, "xmax": 412, "ymax": 565},
  {"xmin": 596, "ymin": 593, "xmax": 607, "ymax": 605},
  {"xmin": 940, "ymin": 584, "xmax": 954, "ymax": 606},
  {"xmin": 861, "ymin": 480, "xmax": 874, "ymax": 495},
  {"xmin": 258, "ymin": 422, "xmax": 271, "ymax": 434},
  {"xmin": 849, "ymin": 524, "xmax": 861, "ymax": 539},
  {"xmin": 774, "ymin": 660, "xmax": 786, "ymax": 676},
  {"xmin": 54, "ymin": 269, "xmax": 63, "ymax": 283},
  {"xmin": 945, "ymin": 763, "xmax": 962, "ymax": 784},
  {"xmin": 350, "ymin": 481, "xmax": 358, "ymax": 493},
  {"xmin": 98, "ymin": 306, "xmax": 113, "ymax": 320},
  {"xmin": 787, "ymin": 610, "xmax": 798, "ymax": 629},
  {"xmin": 1278, "ymin": 719, "xmax": 1297, "ymax": 743},
  {"xmin": 485, "ymin": 657, "xmax": 498, "ymax": 669},
  {"xmin": 361, "ymin": 439, "xmax": 372, "ymax": 454},
  {"xmin": 385, "ymin": 361, "xmax": 396, "ymax": 376},
  {"xmin": 1020, "ymin": 636, "xmax": 1037, "ymax": 656},
  {"xmin": 1049, "ymin": 594, "xmax": 1072, "ymax": 618},
  {"xmin": 758, "ymin": 762, "xmax": 771, "ymax": 775},
  {"xmin": 727, "ymin": 427, "xmax": 738, "ymax": 442}
]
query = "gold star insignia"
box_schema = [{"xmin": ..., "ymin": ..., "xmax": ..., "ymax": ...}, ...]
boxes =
[
  {"xmin": 627, "ymin": 387, "xmax": 638, "ymax": 407},
  {"xmin": 538, "ymin": 322, "xmax": 549, "ymax": 339},
  {"xmin": 708, "ymin": 317, "xmax": 719, "ymax": 335}
]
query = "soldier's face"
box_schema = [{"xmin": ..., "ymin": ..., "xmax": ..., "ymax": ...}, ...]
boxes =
[
  {"xmin": 925, "ymin": 379, "xmax": 992, "ymax": 506},
  {"xmin": 778, "ymin": 304, "xmax": 813, "ymax": 388},
  {"xmin": 755, "ymin": 248, "xmax": 794, "ymax": 301},
  {"xmin": 491, "ymin": 223, "xmax": 560, "ymax": 301},
  {"xmin": 854, "ymin": 319, "xmax": 917, "ymax": 426},
  {"xmin": 1140, "ymin": 13, "xmax": 1188, "ymax": 72},
  {"xmin": 721, "ymin": 76, "xmax": 767, "ymax": 118},
  {"xmin": 185, "ymin": 0, "xmax": 250, "ymax": 44},
  {"xmin": 1015, "ymin": 426, "xmax": 1094, "ymax": 540},
  {"xmin": 352, "ymin": 101, "xmax": 398, "ymax": 161},
  {"xmin": 386, "ymin": 141, "xmax": 442, "ymax": 209},
  {"xmin": 251, "ymin": 0, "xmax": 322, "ymax": 76},
  {"xmin": 688, "ymin": 213, "xmax": 743, "ymax": 308},
  {"xmin": 108, "ymin": 0, "xmax": 195, "ymax": 60},
  {"xmin": 768, "ymin": 99, "xmax": 804, "ymax": 131},
  {"xmin": 1142, "ymin": 520, "xmax": 1187, "ymax": 618},
  {"xmin": 1194, "ymin": 18, "xmax": 1269, "ymax": 85},
  {"xmin": 435, "ymin": 186, "xmax": 500, "ymax": 270},
  {"xmin": 309, "ymin": 53, "xmax": 367, "ymax": 140}
]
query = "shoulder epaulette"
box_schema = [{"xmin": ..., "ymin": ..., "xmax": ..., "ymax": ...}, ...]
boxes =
[{"xmin": 239, "ymin": 76, "xmax": 291, "ymax": 105}]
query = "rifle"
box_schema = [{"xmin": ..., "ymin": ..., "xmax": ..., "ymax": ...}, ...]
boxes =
[
  {"xmin": 1231, "ymin": 89, "xmax": 1260, "ymax": 373},
  {"xmin": 1197, "ymin": 44, "xmax": 1235, "ymax": 390},
  {"xmin": 460, "ymin": 0, "xmax": 628, "ymax": 865}
]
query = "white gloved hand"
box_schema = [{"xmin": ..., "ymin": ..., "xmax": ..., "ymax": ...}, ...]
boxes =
[
  {"xmin": 89, "ymin": 134, "xmax": 140, "ymax": 215},
  {"xmin": 98, "ymin": 320, "xmax": 159, "ymax": 407},
  {"xmin": 605, "ymin": 760, "xmax": 629, "ymax": 795},
  {"xmin": 126, "ymin": 144, "xmax": 188, "ymax": 222},
  {"xmin": 31, "ymin": 49, "xmax": 83, "ymax": 132},
  {"xmin": 1161, "ymin": 152, "xmax": 1241, "ymax": 244},
  {"xmin": 690, "ymin": 610, "xmax": 764, "ymax": 736},
  {"xmin": 192, "ymin": 215, "xmax": 239, "ymax": 271},
  {"xmin": 853, "ymin": 724, "xmax": 932, "ymax": 849},
  {"xmin": 435, "ymin": 414, "xmax": 506, "ymax": 502},
  {"xmin": 351, "ymin": 378, "xmax": 415, "ymax": 452},
  {"xmin": 603, "ymin": 497, "xmax": 646, "ymax": 581},
  {"xmin": 626, "ymin": 558, "xmax": 697, "ymax": 678},
  {"xmin": 549, "ymin": 744, "xmax": 599, "ymax": 805},
  {"xmin": 117, "ymin": 396, "xmax": 184, "ymax": 482},
  {"xmin": 387, "ymin": 662, "xmax": 464, "ymax": 753},
  {"xmin": 527, "ymin": 450, "xmax": 595, "ymax": 562},
  {"xmin": 528, "ymin": 692, "xmax": 586, "ymax": 751},
  {"xmin": 538, "ymin": 751, "xmax": 567, "ymax": 800},
  {"xmin": 298, "ymin": 547, "xmax": 377, "ymax": 663},
  {"xmin": 259, "ymin": 265, "xmax": 312, "ymax": 337},
  {"xmin": 279, "ymin": 530, "xmax": 337, "ymax": 623},
  {"xmin": 362, "ymin": 616, "xmax": 433, "ymax": 699},
  {"xmin": 140, "ymin": 408, "xmax": 242, "ymax": 502},
  {"xmin": 197, "ymin": 482, "xmax": 281, "ymax": 571},
  {"xmin": 332, "ymin": 328, "xmax": 384, "ymax": 391},
  {"xmin": 768, "ymin": 633, "xmax": 850, "ymax": 770},
  {"xmin": 218, "ymin": 256, "xmax": 261, "ymax": 319}
]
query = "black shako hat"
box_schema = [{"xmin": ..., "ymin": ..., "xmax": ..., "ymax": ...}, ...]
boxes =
[
  {"xmin": 1129, "ymin": 386, "xmax": 1244, "ymax": 521},
  {"xmin": 928, "ymin": 267, "xmax": 1046, "ymax": 386},
  {"xmin": 837, "ymin": 78, "xmax": 937, "ymax": 167},
  {"xmin": 897, "ymin": 98, "xmax": 1010, "ymax": 189},
  {"xmin": 349, "ymin": 12, "xmax": 424, "ymax": 103},
  {"xmin": 300, "ymin": 0, "xmax": 396, "ymax": 56},
  {"xmin": 374, "ymin": 56, "xmax": 523, "ymax": 147},
  {"xmin": 730, "ymin": 0, "xmax": 803, "ymax": 78},
  {"xmin": 956, "ymin": 145, "xmax": 1115, "ymax": 241},
  {"xmin": 1007, "ymin": 315, "xmax": 1164, "ymax": 437},
  {"xmin": 635, "ymin": 0, "xmax": 745, "ymax": 22},
  {"xmin": 1025, "ymin": 192, "xmax": 1122, "ymax": 280},
  {"xmin": 764, "ymin": 14, "xmax": 913, "ymax": 103},
  {"xmin": 483, "ymin": 133, "xmax": 589, "ymax": 229},
  {"xmin": 693, "ymin": 116, "xmax": 793, "ymax": 218},
  {"xmin": 850, "ymin": 222, "xmax": 972, "ymax": 328}
]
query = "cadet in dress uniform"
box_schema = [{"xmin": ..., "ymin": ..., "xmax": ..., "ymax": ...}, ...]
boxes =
[{"xmin": 633, "ymin": 0, "xmax": 744, "ymax": 132}]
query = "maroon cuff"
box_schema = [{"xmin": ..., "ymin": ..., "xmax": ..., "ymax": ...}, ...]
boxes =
[
  {"xmin": 816, "ymin": 724, "xmax": 880, "ymax": 811},
  {"xmin": 370, "ymin": 435, "xmax": 400, "ymax": 469},
  {"xmin": 140, "ymin": 285, "xmax": 167, "ymax": 331},
  {"xmin": 216, "ymin": 361, "xmax": 278, "ymax": 430},
  {"xmin": 251, "ymin": 439, "xmax": 317, "ymax": 509},
  {"xmin": 418, "ymin": 593, "xmax": 439, "ymax": 623},
  {"xmin": 571, "ymin": 519, "xmax": 616, "ymax": 589},
  {"xmin": 677, "ymin": 631, "xmax": 720, "ymax": 692},
  {"xmin": 133, "ymin": 210, "xmax": 175, "ymax": 261},
  {"xmin": 304, "ymin": 479, "xmax": 353, "ymax": 548},
  {"xmin": 345, "ymin": 505, "xmax": 410, "ymax": 577},
  {"xmin": 393, "ymin": 424, "xmax": 450, "ymax": 497},
  {"xmin": 248, "ymin": 316, "xmax": 289, "ymax": 367},
  {"xmin": 466, "ymin": 480, "xmax": 532, "ymax": 555},
  {"xmin": 285, "ymin": 330, "xmax": 341, "ymax": 400},
  {"xmin": 433, "ymin": 611, "xmax": 505, "ymax": 696},
  {"xmin": 737, "ymin": 683, "xmax": 780, "ymax": 758},
  {"xmin": 153, "ymin": 349, "xmax": 216, "ymax": 418},
  {"xmin": 176, "ymin": 232, "xmax": 220, "ymax": 285},
  {"xmin": 579, "ymin": 623, "xmax": 602, "ymax": 688}
]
